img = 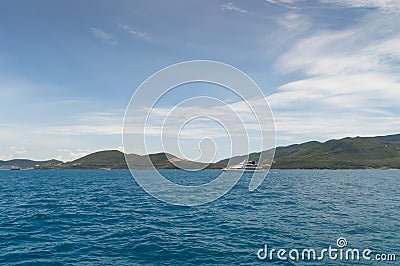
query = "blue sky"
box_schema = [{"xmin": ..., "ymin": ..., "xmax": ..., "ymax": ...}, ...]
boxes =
[{"xmin": 1, "ymin": 0, "xmax": 400, "ymax": 161}]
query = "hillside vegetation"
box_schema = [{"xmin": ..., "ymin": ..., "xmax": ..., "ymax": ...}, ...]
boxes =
[
  {"xmin": 218, "ymin": 134, "xmax": 400, "ymax": 169},
  {"xmin": 2, "ymin": 134, "xmax": 400, "ymax": 169}
]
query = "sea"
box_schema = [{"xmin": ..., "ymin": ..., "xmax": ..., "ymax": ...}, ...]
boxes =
[{"xmin": 0, "ymin": 170, "xmax": 399, "ymax": 265}]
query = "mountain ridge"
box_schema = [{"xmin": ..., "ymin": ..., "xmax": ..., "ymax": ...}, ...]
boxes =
[
  {"xmin": 0, "ymin": 159, "xmax": 62, "ymax": 169},
  {"xmin": 1, "ymin": 133, "xmax": 400, "ymax": 170}
]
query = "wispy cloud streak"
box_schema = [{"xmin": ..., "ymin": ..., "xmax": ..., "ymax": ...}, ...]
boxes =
[
  {"xmin": 91, "ymin": 27, "xmax": 118, "ymax": 45},
  {"xmin": 321, "ymin": 0, "xmax": 400, "ymax": 13},
  {"xmin": 221, "ymin": 3, "xmax": 253, "ymax": 14},
  {"xmin": 117, "ymin": 23, "xmax": 145, "ymax": 39},
  {"xmin": 268, "ymin": 12, "xmax": 400, "ymax": 142}
]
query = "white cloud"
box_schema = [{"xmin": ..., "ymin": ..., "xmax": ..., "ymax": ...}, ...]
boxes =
[
  {"xmin": 56, "ymin": 148, "xmax": 93, "ymax": 162},
  {"xmin": 271, "ymin": 110, "xmax": 400, "ymax": 145},
  {"xmin": 126, "ymin": 104, "xmax": 260, "ymax": 138},
  {"xmin": 265, "ymin": 0, "xmax": 299, "ymax": 9},
  {"xmin": 122, "ymin": 97, "xmax": 275, "ymax": 160},
  {"xmin": 0, "ymin": 146, "xmax": 28, "ymax": 160},
  {"xmin": 34, "ymin": 110, "xmax": 125, "ymax": 136},
  {"xmin": 268, "ymin": 12, "xmax": 400, "ymax": 144},
  {"xmin": 91, "ymin": 27, "xmax": 118, "ymax": 45},
  {"xmin": 221, "ymin": 3, "xmax": 253, "ymax": 14},
  {"xmin": 265, "ymin": 0, "xmax": 299, "ymax": 4},
  {"xmin": 35, "ymin": 125, "xmax": 122, "ymax": 135},
  {"xmin": 321, "ymin": 0, "xmax": 400, "ymax": 13},
  {"xmin": 274, "ymin": 13, "xmax": 400, "ymax": 75},
  {"xmin": 75, "ymin": 111, "xmax": 124, "ymax": 124},
  {"xmin": 117, "ymin": 23, "xmax": 145, "ymax": 39},
  {"xmin": 277, "ymin": 12, "xmax": 311, "ymax": 31},
  {"xmin": 0, "ymin": 109, "xmax": 124, "ymax": 161}
]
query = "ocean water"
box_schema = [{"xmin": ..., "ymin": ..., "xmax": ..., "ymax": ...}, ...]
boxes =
[{"xmin": 0, "ymin": 170, "xmax": 399, "ymax": 265}]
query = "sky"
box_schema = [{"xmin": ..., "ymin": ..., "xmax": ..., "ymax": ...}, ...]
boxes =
[{"xmin": 1, "ymin": 0, "xmax": 400, "ymax": 162}]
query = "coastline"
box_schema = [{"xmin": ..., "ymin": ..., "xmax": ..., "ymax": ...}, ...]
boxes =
[{"xmin": 4, "ymin": 168, "xmax": 398, "ymax": 171}]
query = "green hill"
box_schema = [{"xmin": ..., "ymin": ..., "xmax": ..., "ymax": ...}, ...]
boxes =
[
  {"xmin": 60, "ymin": 150, "xmax": 221, "ymax": 170},
  {"xmin": 0, "ymin": 159, "xmax": 62, "ymax": 169},
  {"xmin": 62, "ymin": 150, "xmax": 127, "ymax": 169},
  {"xmin": 10, "ymin": 133, "xmax": 400, "ymax": 170},
  {"xmin": 217, "ymin": 134, "xmax": 400, "ymax": 169},
  {"xmin": 272, "ymin": 135, "xmax": 400, "ymax": 169},
  {"xmin": 217, "ymin": 141, "xmax": 320, "ymax": 167}
]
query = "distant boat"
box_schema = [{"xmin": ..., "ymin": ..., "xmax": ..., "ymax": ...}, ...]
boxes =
[
  {"xmin": 0, "ymin": 165, "xmax": 20, "ymax": 170},
  {"xmin": 222, "ymin": 161, "xmax": 265, "ymax": 172}
]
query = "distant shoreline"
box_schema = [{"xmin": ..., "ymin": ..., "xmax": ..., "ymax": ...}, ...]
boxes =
[
  {"xmin": 3, "ymin": 168, "xmax": 398, "ymax": 171},
  {"xmin": 2, "ymin": 133, "xmax": 400, "ymax": 171}
]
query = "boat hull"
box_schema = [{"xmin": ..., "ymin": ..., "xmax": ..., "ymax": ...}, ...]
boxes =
[{"xmin": 222, "ymin": 168, "xmax": 266, "ymax": 172}]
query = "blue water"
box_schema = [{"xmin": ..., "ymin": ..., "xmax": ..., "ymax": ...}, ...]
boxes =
[{"xmin": 0, "ymin": 170, "xmax": 399, "ymax": 265}]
